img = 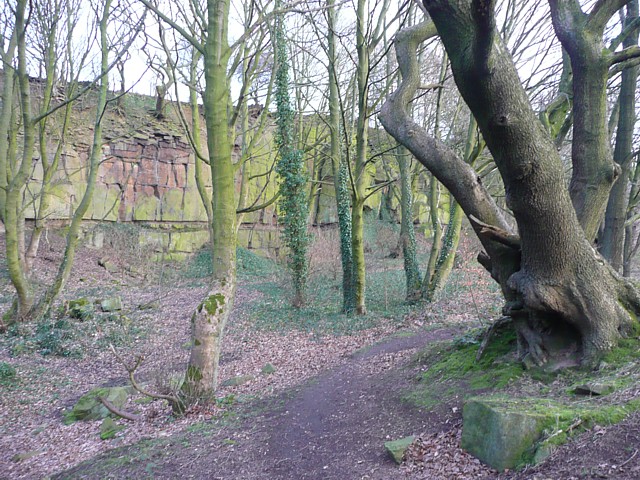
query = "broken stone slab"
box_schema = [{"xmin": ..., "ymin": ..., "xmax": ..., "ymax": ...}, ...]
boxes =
[
  {"xmin": 461, "ymin": 396, "xmax": 552, "ymax": 471},
  {"xmin": 11, "ymin": 450, "xmax": 42, "ymax": 463},
  {"xmin": 100, "ymin": 297, "xmax": 123, "ymax": 312},
  {"xmin": 572, "ymin": 382, "xmax": 615, "ymax": 396},
  {"xmin": 384, "ymin": 436, "xmax": 415, "ymax": 464},
  {"xmin": 64, "ymin": 386, "xmax": 128, "ymax": 423},
  {"xmin": 220, "ymin": 375, "xmax": 255, "ymax": 387},
  {"xmin": 98, "ymin": 258, "xmax": 119, "ymax": 274}
]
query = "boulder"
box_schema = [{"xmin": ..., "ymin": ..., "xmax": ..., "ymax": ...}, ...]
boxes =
[
  {"xmin": 68, "ymin": 298, "xmax": 94, "ymax": 321},
  {"xmin": 573, "ymin": 382, "xmax": 615, "ymax": 396},
  {"xmin": 461, "ymin": 397, "xmax": 552, "ymax": 471},
  {"xmin": 65, "ymin": 386, "xmax": 128, "ymax": 423},
  {"xmin": 98, "ymin": 258, "xmax": 119, "ymax": 274},
  {"xmin": 384, "ymin": 436, "xmax": 415, "ymax": 464}
]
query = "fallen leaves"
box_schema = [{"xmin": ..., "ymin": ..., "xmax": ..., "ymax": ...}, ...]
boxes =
[{"xmin": 402, "ymin": 424, "xmax": 496, "ymax": 479}]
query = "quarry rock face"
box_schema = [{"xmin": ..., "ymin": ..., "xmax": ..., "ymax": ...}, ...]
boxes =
[{"xmin": 32, "ymin": 123, "xmax": 282, "ymax": 257}]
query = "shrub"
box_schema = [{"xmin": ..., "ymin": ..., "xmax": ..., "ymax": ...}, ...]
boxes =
[{"xmin": 0, "ymin": 361, "xmax": 17, "ymax": 385}]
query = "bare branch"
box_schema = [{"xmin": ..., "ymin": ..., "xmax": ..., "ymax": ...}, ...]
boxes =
[
  {"xmin": 609, "ymin": 45, "xmax": 640, "ymax": 65},
  {"xmin": 109, "ymin": 345, "xmax": 183, "ymax": 409},
  {"xmin": 469, "ymin": 215, "xmax": 521, "ymax": 249},
  {"xmin": 138, "ymin": 0, "xmax": 204, "ymax": 54}
]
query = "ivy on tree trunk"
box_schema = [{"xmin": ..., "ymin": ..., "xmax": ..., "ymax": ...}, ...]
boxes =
[{"xmin": 274, "ymin": 1, "xmax": 310, "ymax": 308}]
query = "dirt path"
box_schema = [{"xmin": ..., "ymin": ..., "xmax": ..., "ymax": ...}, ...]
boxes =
[
  {"xmin": 264, "ymin": 330, "xmax": 455, "ymax": 480},
  {"xmin": 56, "ymin": 328, "xmax": 460, "ymax": 479}
]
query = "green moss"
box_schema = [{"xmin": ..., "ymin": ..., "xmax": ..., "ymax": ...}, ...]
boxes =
[
  {"xmin": 421, "ymin": 329, "xmax": 520, "ymax": 382},
  {"xmin": 407, "ymin": 329, "xmax": 522, "ymax": 408},
  {"xmin": 0, "ymin": 361, "xmax": 17, "ymax": 386},
  {"xmin": 202, "ymin": 294, "xmax": 226, "ymax": 315},
  {"xmin": 603, "ymin": 337, "xmax": 640, "ymax": 365}
]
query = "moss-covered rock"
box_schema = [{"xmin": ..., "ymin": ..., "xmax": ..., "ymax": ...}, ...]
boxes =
[
  {"xmin": 572, "ymin": 382, "xmax": 615, "ymax": 396},
  {"xmin": 384, "ymin": 436, "xmax": 415, "ymax": 464},
  {"xmin": 68, "ymin": 298, "xmax": 94, "ymax": 321},
  {"xmin": 11, "ymin": 450, "xmax": 42, "ymax": 463},
  {"xmin": 98, "ymin": 258, "xmax": 119, "ymax": 274},
  {"xmin": 65, "ymin": 387, "xmax": 128, "ymax": 423},
  {"xmin": 261, "ymin": 363, "xmax": 276, "ymax": 375},
  {"xmin": 462, "ymin": 395, "xmax": 640, "ymax": 471}
]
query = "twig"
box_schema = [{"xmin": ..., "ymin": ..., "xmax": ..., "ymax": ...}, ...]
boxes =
[
  {"xmin": 619, "ymin": 448, "xmax": 638, "ymax": 468},
  {"xmin": 98, "ymin": 396, "xmax": 142, "ymax": 422}
]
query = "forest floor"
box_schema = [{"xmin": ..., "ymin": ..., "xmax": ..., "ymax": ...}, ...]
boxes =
[{"xmin": 1, "ymin": 224, "xmax": 640, "ymax": 479}]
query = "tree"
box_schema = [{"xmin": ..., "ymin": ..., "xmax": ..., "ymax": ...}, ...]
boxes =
[
  {"xmin": 325, "ymin": 0, "xmax": 356, "ymax": 313},
  {"xmin": 601, "ymin": 1, "xmax": 640, "ymax": 273},
  {"xmin": 381, "ymin": 0, "xmax": 640, "ymax": 367},
  {"xmin": 139, "ymin": 0, "xmax": 279, "ymax": 407}
]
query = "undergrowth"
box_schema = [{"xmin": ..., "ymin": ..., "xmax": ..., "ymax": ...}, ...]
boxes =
[
  {"xmin": 1, "ymin": 305, "xmax": 148, "ymax": 358},
  {"xmin": 0, "ymin": 361, "xmax": 17, "ymax": 386},
  {"xmin": 242, "ymin": 266, "xmax": 413, "ymax": 336}
]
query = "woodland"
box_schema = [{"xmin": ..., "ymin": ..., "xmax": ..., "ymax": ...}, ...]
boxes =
[{"xmin": 3, "ymin": 0, "xmax": 640, "ymax": 478}]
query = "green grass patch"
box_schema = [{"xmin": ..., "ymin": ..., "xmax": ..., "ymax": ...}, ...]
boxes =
[
  {"xmin": 182, "ymin": 247, "xmax": 278, "ymax": 282},
  {"xmin": 241, "ymin": 265, "xmax": 411, "ymax": 336},
  {"xmin": 0, "ymin": 361, "xmax": 18, "ymax": 386},
  {"xmin": 603, "ymin": 336, "xmax": 640, "ymax": 365}
]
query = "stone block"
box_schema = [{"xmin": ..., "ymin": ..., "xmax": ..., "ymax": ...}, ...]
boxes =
[
  {"xmin": 461, "ymin": 397, "xmax": 552, "ymax": 471},
  {"xmin": 384, "ymin": 436, "xmax": 415, "ymax": 464}
]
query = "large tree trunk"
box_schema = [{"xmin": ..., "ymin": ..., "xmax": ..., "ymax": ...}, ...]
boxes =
[{"xmin": 381, "ymin": 1, "xmax": 640, "ymax": 367}]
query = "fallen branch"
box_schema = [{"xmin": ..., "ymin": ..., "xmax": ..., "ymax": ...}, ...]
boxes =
[
  {"xmin": 98, "ymin": 396, "xmax": 142, "ymax": 422},
  {"xmin": 109, "ymin": 344, "xmax": 184, "ymax": 412}
]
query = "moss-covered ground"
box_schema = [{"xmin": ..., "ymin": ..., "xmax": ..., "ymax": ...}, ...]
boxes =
[{"xmin": 404, "ymin": 325, "xmax": 640, "ymax": 469}]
